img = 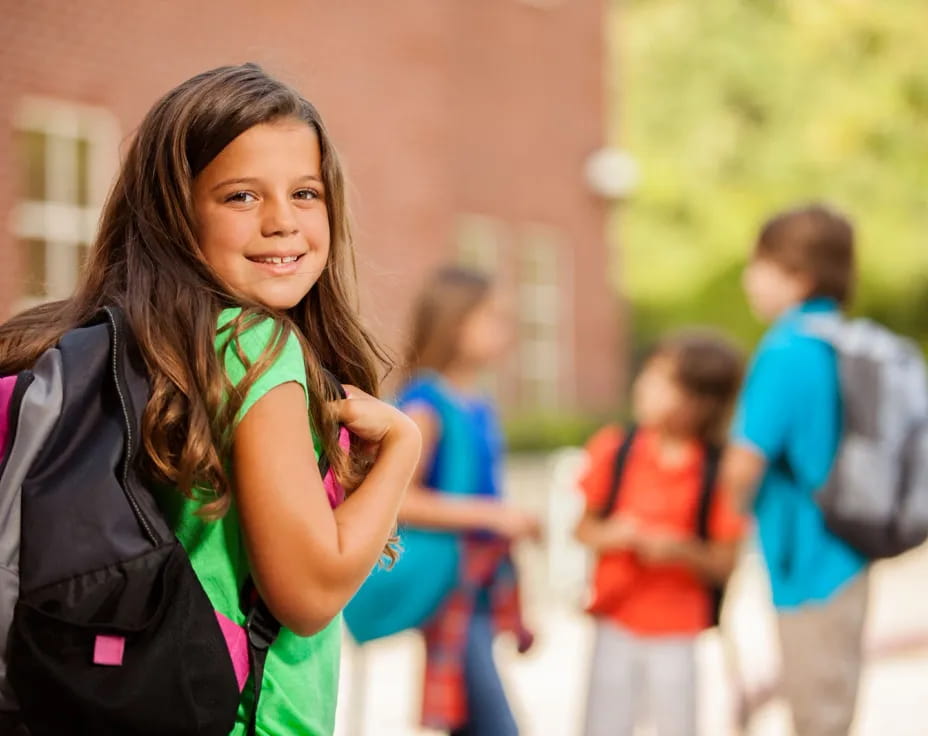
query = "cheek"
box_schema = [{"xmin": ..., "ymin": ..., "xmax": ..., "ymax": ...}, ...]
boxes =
[
  {"xmin": 746, "ymin": 272, "xmax": 778, "ymax": 311},
  {"xmin": 459, "ymin": 310, "xmax": 508, "ymax": 361},
  {"xmin": 633, "ymin": 375, "xmax": 663, "ymax": 420},
  {"xmin": 466, "ymin": 322, "xmax": 498, "ymax": 359},
  {"xmin": 198, "ymin": 210, "xmax": 251, "ymax": 264},
  {"xmin": 300, "ymin": 208, "xmax": 331, "ymax": 247},
  {"xmin": 744, "ymin": 268, "xmax": 764, "ymax": 297}
]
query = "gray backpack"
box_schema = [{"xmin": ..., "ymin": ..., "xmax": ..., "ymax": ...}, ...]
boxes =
[{"xmin": 807, "ymin": 315, "xmax": 928, "ymax": 559}]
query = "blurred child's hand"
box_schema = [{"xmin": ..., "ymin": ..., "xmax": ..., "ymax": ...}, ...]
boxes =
[
  {"xmin": 633, "ymin": 529, "xmax": 687, "ymax": 565},
  {"xmin": 491, "ymin": 506, "xmax": 542, "ymax": 541},
  {"xmin": 599, "ymin": 515, "xmax": 638, "ymax": 550},
  {"xmin": 516, "ymin": 628, "xmax": 535, "ymax": 655}
]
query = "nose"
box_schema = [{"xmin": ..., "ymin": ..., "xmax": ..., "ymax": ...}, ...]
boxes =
[{"xmin": 261, "ymin": 196, "xmax": 299, "ymax": 238}]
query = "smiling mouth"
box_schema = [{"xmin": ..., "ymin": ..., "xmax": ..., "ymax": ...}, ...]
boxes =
[{"xmin": 247, "ymin": 254, "xmax": 304, "ymax": 265}]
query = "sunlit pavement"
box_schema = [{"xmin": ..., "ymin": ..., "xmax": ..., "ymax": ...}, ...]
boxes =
[{"xmin": 335, "ymin": 453, "xmax": 928, "ymax": 736}]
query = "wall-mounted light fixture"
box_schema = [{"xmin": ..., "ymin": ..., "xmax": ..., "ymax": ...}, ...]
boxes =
[{"xmin": 584, "ymin": 147, "xmax": 639, "ymax": 201}]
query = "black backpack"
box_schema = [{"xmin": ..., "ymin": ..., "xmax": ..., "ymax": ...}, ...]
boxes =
[
  {"xmin": 0, "ymin": 307, "xmax": 332, "ymax": 735},
  {"xmin": 598, "ymin": 425, "xmax": 725, "ymax": 626}
]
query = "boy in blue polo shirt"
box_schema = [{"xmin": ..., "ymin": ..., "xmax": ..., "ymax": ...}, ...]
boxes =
[{"xmin": 724, "ymin": 204, "xmax": 868, "ymax": 736}]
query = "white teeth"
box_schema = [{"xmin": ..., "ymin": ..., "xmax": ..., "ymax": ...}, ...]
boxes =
[{"xmin": 253, "ymin": 255, "xmax": 299, "ymax": 264}]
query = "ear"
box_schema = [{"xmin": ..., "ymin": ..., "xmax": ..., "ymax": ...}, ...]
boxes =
[{"xmin": 793, "ymin": 271, "xmax": 817, "ymax": 301}]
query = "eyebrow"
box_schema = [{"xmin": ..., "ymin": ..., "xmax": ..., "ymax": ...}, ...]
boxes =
[{"xmin": 210, "ymin": 175, "xmax": 323, "ymax": 192}]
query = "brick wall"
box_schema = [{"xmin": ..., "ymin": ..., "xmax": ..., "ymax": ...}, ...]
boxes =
[{"xmin": 0, "ymin": 0, "xmax": 622, "ymax": 413}]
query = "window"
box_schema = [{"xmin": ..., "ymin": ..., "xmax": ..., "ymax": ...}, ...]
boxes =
[
  {"xmin": 518, "ymin": 224, "xmax": 566, "ymax": 409},
  {"xmin": 456, "ymin": 214, "xmax": 513, "ymax": 401},
  {"xmin": 456, "ymin": 216, "xmax": 570, "ymax": 410},
  {"xmin": 456, "ymin": 214, "xmax": 503, "ymax": 275},
  {"xmin": 13, "ymin": 98, "xmax": 119, "ymax": 304}
]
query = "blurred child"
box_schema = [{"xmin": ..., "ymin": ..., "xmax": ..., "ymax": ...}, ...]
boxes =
[
  {"xmin": 723, "ymin": 204, "xmax": 868, "ymax": 736},
  {"xmin": 398, "ymin": 267, "xmax": 538, "ymax": 736},
  {"xmin": 576, "ymin": 331, "xmax": 745, "ymax": 736}
]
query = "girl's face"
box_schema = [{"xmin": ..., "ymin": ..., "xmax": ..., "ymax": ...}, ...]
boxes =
[
  {"xmin": 743, "ymin": 257, "xmax": 811, "ymax": 323},
  {"xmin": 455, "ymin": 291, "xmax": 514, "ymax": 369},
  {"xmin": 192, "ymin": 118, "xmax": 330, "ymax": 310},
  {"xmin": 632, "ymin": 355, "xmax": 693, "ymax": 435}
]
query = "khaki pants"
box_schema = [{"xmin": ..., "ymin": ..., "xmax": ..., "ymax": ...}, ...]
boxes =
[{"xmin": 777, "ymin": 572, "xmax": 869, "ymax": 736}]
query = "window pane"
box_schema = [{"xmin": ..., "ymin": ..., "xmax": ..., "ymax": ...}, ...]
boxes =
[
  {"xmin": 76, "ymin": 138, "xmax": 91, "ymax": 207},
  {"xmin": 22, "ymin": 239, "xmax": 47, "ymax": 297},
  {"xmin": 18, "ymin": 130, "xmax": 46, "ymax": 201}
]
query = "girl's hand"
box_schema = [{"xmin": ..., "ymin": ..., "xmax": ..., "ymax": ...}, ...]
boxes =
[
  {"xmin": 490, "ymin": 506, "xmax": 542, "ymax": 541},
  {"xmin": 633, "ymin": 529, "xmax": 687, "ymax": 565},
  {"xmin": 335, "ymin": 385, "xmax": 417, "ymax": 449},
  {"xmin": 600, "ymin": 515, "xmax": 639, "ymax": 550}
]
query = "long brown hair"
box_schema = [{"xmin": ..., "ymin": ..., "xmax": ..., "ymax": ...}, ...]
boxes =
[
  {"xmin": 404, "ymin": 267, "xmax": 492, "ymax": 377},
  {"xmin": 0, "ymin": 63, "xmax": 390, "ymax": 519}
]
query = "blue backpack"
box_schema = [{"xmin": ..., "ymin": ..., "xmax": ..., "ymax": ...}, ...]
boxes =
[{"xmin": 344, "ymin": 376, "xmax": 484, "ymax": 642}]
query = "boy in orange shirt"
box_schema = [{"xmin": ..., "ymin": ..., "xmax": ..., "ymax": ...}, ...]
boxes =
[{"xmin": 576, "ymin": 330, "xmax": 746, "ymax": 736}]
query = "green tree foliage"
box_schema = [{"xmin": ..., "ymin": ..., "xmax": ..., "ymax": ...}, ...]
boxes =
[{"xmin": 613, "ymin": 0, "xmax": 928, "ymax": 352}]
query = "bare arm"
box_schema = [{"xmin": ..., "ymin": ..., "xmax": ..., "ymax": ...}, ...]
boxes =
[
  {"xmin": 397, "ymin": 405, "xmax": 538, "ymax": 538},
  {"xmin": 233, "ymin": 383, "xmax": 421, "ymax": 636},
  {"xmin": 636, "ymin": 536, "xmax": 740, "ymax": 585},
  {"xmin": 721, "ymin": 443, "xmax": 767, "ymax": 514},
  {"xmin": 574, "ymin": 510, "xmax": 637, "ymax": 553}
]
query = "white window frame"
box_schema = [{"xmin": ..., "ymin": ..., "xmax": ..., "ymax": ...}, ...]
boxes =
[
  {"xmin": 455, "ymin": 213, "xmax": 510, "ymax": 400},
  {"xmin": 519, "ymin": 223, "xmax": 568, "ymax": 409},
  {"xmin": 13, "ymin": 97, "xmax": 119, "ymax": 306}
]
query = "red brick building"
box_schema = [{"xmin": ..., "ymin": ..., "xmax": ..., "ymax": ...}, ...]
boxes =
[{"xmin": 0, "ymin": 0, "xmax": 621, "ymax": 415}]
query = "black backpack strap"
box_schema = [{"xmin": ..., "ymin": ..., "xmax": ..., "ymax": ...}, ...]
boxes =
[
  {"xmin": 696, "ymin": 443, "xmax": 722, "ymax": 541},
  {"xmin": 598, "ymin": 425, "xmax": 639, "ymax": 519},
  {"xmin": 241, "ymin": 583, "xmax": 281, "ymax": 736},
  {"xmin": 696, "ymin": 443, "xmax": 724, "ymax": 625},
  {"xmin": 242, "ymin": 369, "xmax": 346, "ymax": 733}
]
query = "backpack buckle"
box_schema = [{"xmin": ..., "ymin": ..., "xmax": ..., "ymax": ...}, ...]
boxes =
[{"xmin": 245, "ymin": 604, "xmax": 280, "ymax": 651}]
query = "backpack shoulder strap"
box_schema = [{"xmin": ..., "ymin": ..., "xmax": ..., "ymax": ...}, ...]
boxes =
[
  {"xmin": 598, "ymin": 425, "xmax": 639, "ymax": 519},
  {"xmin": 696, "ymin": 443, "xmax": 725, "ymax": 627},
  {"xmin": 241, "ymin": 583, "xmax": 280, "ymax": 736},
  {"xmin": 696, "ymin": 443, "xmax": 723, "ymax": 540}
]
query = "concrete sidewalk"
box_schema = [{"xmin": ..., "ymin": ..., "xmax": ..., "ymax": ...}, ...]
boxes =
[
  {"xmin": 334, "ymin": 452, "xmax": 928, "ymax": 735},
  {"xmin": 335, "ymin": 550, "xmax": 928, "ymax": 736}
]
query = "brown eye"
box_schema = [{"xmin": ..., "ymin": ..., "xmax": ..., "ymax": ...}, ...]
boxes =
[{"xmin": 226, "ymin": 191, "xmax": 256, "ymax": 203}]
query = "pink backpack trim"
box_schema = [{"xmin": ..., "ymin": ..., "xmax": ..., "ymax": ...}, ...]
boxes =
[
  {"xmin": 323, "ymin": 427, "xmax": 350, "ymax": 508},
  {"xmin": 213, "ymin": 427, "xmax": 348, "ymax": 691},
  {"xmin": 215, "ymin": 610, "xmax": 250, "ymax": 692},
  {"xmin": 0, "ymin": 375, "xmax": 17, "ymax": 462}
]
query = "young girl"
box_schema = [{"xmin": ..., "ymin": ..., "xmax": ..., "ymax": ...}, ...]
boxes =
[
  {"xmin": 575, "ymin": 331, "xmax": 745, "ymax": 736},
  {"xmin": 0, "ymin": 64, "xmax": 420, "ymax": 735},
  {"xmin": 398, "ymin": 267, "xmax": 538, "ymax": 736}
]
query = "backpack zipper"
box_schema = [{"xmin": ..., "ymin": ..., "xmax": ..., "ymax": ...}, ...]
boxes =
[{"xmin": 104, "ymin": 306, "xmax": 159, "ymax": 546}]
